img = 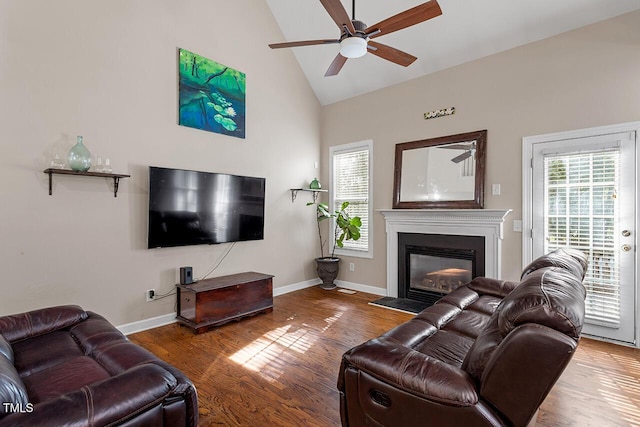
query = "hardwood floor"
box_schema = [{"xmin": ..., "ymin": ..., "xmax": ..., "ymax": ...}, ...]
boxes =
[{"xmin": 129, "ymin": 286, "xmax": 640, "ymax": 427}]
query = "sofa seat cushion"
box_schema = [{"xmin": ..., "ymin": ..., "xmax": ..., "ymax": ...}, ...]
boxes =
[
  {"xmin": 381, "ymin": 282, "xmax": 507, "ymax": 368},
  {"xmin": 22, "ymin": 356, "xmax": 111, "ymax": 403},
  {"xmin": 12, "ymin": 331, "xmax": 83, "ymax": 376},
  {"xmin": 412, "ymin": 330, "xmax": 474, "ymax": 367},
  {"xmin": 442, "ymin": 308, "xmax": 496, "ymax": 339}
]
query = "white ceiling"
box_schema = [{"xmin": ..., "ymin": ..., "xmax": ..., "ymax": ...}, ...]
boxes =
[{"xmin": 265, "ymin": 0, "xmax": 640, "ymax": 106}]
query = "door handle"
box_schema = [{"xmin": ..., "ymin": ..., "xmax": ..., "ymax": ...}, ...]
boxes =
[
  {"xmin": 621, "ymin": 244, "xmax": 632, "ymax": 252},
  {"xmin": 622, "ymin": 230, "xmax": 632, "ymax": 237}
]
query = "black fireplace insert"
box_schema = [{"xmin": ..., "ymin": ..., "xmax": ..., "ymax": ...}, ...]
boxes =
[{"xmin": 398, "ymin": 233, "xmax": 485, "ymax": 306}]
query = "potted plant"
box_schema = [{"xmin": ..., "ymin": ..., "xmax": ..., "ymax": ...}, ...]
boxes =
[{"xmin": 308, "ymin": 200, "xmax": 362, "ymax": 290}]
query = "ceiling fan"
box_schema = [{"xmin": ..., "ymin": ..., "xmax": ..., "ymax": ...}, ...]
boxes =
[
  {"xmin": 439, "ymin": 142, "xmax": 476, "ymax": 164},
  {"xmin": 269, "ymin": 0, "xmax": 442, "ymax": 77}
]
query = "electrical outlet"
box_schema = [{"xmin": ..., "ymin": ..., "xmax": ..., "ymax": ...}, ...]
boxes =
[
  {"xmin": 146, "ymin": 289, "xmax": 155, "ymax": 302},
  {"xmin": 349, "ymin": 262, "xmax": 355, "ymax": 272}
]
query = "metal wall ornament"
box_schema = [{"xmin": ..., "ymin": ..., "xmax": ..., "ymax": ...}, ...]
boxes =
[{"xmin": 424, "ymin": 107, "xmax": 455, "ymax": 120}]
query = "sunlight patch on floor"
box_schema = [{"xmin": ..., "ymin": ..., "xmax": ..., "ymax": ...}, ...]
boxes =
[
  {"xmin": 228, "ymin": 309, "xmax": 345, "ymax": 382},
  {"xmin": 578, "ymin": 352, "xmax": 640, "ymax": 427}
]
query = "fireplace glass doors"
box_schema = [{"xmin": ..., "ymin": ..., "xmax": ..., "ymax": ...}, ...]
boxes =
[{"xmin": 399, "ymin": 233, "xmax": 485, "ymax": 305}]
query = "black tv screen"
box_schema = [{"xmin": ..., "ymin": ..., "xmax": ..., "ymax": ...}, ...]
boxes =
[{"xmin": 148, "ymin": 166, "xmax": 265, "ymax": 248}]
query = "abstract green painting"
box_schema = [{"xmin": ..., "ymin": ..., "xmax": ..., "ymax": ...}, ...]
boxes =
[{"xmin": 178, "ymin": 48, "xmax": 246, "ymax": 139}]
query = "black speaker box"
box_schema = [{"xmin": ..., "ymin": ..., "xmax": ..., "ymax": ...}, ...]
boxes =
[{"xmin": 179, "ymin": 266, "xmax": 194, "ymax": 285}]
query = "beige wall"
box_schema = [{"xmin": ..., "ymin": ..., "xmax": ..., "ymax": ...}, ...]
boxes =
[
  {"xmin": 321, "ymin": 11, "xmax": 640, "ymax": 289},
  {"xmin": 0, "ymin": 0, "xmax": 322, "ymax": 326},
  {"xmin": 2, "ymin": 3, "xmax": 639, "ymax": 327}
]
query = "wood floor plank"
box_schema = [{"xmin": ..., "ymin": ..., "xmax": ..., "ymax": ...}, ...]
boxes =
[{"xmin": 129, "ymin": 286, "xmax": 640, "ymax": 427}]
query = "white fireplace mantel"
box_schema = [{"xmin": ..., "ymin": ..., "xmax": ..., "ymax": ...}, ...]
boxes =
[{"xmin": 379, "ymin": 209, "xmax": 512, "ymax": 298}]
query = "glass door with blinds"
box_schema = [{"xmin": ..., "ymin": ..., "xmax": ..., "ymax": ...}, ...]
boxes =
[{"xmin": 531, "ymin": 132, "xmax": 636, "ymax": 344}]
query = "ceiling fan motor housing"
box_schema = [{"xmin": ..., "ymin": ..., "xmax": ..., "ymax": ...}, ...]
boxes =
[{"xmin": 351, "ymin": 20, "xmax": 367, "ymax": 35}]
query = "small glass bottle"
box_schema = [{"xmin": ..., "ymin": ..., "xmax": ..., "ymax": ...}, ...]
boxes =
[
  {"xmin": 50, "ymin": 153, "xmax": 65, "ymax": 169},
  {"xmin": 103, "ymin": 158, "xmax": 113, "ymax": 173},
  {"xmin": 93, "ymin": 155, "xmax": 104, "ymax": 173}
]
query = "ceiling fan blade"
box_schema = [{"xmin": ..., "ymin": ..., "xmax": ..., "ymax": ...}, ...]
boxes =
[
  {"xmin": 269, "ymin": 39, "xmax": 339, "ymax": 49},
  {"xmin": 367, "ymin": 41, "xmax": 416, "ymax": 67},
  {"xmin": 365, "ymin": 0, "xmax": 442, "ymax": 39},
  {"xmin": 325, "ymin": 53, "xmax": 348, "ymax": 77},
  {"xmin": 451, "ymin": 151, "xmax": 473, "ymax": 164},
  {"xmin": 439, "ymin": 143, "xmax": 475, "ymax": 150},
  {"xmin": 319, "ymin": 0, "xmax": 356, "ymax": 34}
]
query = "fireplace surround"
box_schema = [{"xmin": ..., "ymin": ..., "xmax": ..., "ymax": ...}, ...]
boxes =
[{"xmin": 380, "ymin": 209, "xmax": 511, "ymax": 298}]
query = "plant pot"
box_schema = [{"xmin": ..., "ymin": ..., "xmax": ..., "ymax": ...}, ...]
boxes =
[{"xmin": 315, "ymin": 257, "xmax": 340, "ymax": 290}]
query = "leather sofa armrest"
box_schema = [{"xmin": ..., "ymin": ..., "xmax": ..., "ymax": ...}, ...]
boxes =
[
  {"xmin": 340, "ymin": 337, "xmax": 478, "ymax": 406},
  {"xmin": 467, "ymin": 277, "xmax": 519, "ymax": 298},
  {"xmin": 0, "ymin": 363, "xmax": 182, "ymax": 426},
  {"xmin": 0, "ymin": 305, "xmax": 87, "ymax": 343},
  {"xmin": 480, "ymin": 324, "xmax": 578, "ymax": 427}
]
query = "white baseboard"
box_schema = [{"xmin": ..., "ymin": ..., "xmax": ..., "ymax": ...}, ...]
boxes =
[
  {"xmin": 118, "ymin": 278, "xmax": 384, "ymax": 335},
  {"xmin": 335, "ymin": 280, "xmax": 387, "ymax": 296},
  {"xmin": 273, "ymin": 278, "xmax": 321, "ymax": 296},
  {"xmin": 118, "ymin": 313, "xmax": 177, "ymax": 336}
]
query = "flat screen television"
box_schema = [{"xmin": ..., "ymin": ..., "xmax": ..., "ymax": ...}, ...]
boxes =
[{"xmin": 147, "ymin": 166, "xmax": 265, "ymax": 248}]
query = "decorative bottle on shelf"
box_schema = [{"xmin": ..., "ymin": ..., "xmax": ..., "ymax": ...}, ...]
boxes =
[
  {"xmin": 67, "ymin": 135, "xmax": 91, "ymax": 172},
  {"xmin": 309, "ymin": 178, "xmax": 321, "ymax": 190},
  {"xmin": 103, "ymin": 158, "xmax": 112, "ymax": 173}
]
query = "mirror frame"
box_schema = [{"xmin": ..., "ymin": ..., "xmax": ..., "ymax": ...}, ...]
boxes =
[{"xmin": 393, "ymin": 129, "xmax": 486, "ymax": 209}]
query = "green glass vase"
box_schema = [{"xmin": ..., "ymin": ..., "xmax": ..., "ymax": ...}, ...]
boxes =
[
  {"xmin": 309, "ymin": 178, "xmax": 321, "ymax": 190},
  {"xmin": 67, "ymin": 136, "xmax": 91, "ymax": 172}
]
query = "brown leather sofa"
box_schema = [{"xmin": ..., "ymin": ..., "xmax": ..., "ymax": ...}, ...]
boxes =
[
  {"xmin": 338, "ymin": 248, "xmax": 588, "ymax": 427},
  {"xmin": 0, "ymin": 305, "xmax": 197, "ymax": 426}
]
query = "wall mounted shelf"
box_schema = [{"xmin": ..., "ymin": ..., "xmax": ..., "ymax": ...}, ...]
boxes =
[
  {"xmin": 44, "ymin": 168, "xmax": 131, "ymax": 197},
  {"xmin": 290, "ymin": 188, "xmax": 327, "ymax": 203}
]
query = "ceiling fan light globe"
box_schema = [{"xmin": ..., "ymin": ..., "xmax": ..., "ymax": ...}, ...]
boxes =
[{"xmin": 340, "ymin": 37, "xmax": 367, "ymax": 58}]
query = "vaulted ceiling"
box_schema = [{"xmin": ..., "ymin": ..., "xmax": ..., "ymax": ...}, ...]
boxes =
[{"xmin": 265, "ymin": 0, "xmax": 640, "ymax": 105}]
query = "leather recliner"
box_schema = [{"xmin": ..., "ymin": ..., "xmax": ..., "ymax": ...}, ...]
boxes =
[
  {"xmin": 338, "ymin": 248, "xmax": 588, "ymax": 427},
  {"xmin": 0, "ymin": 305, "xmax": 198, "ymax": 426}
]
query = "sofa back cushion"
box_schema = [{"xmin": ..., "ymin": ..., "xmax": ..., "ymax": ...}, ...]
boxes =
[
  {"xmin": 462, "ymin": 265, "xmax": 586, "ymax": 382},
  {"xmin": 498, "ymin": 267, "xmax": 586, "ymax": 340},
  {"xmin": 521, "ymin": 247, "xmax": 588, "ymax": 280},
  {"xmin": 0, "ymin": 305, "xmax": 87, "ymax": 343}
]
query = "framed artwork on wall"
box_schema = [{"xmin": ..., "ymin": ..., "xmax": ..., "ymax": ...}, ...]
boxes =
[{"xmin": 178, "ymin": 48, "xmax": 246, "ymax": 139}]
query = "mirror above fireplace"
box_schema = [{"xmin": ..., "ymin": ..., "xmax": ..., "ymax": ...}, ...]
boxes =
[{"xmin": 393, "ymin": 130, "xmax": 487, "ymax": 209}]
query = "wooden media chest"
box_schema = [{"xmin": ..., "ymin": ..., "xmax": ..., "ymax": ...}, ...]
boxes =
[{"xmin": 176, "ymin": 271, "xmax": 273, "ymax": 333}]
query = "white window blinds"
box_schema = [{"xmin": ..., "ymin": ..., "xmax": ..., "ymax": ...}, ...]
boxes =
[
  {"xmin": 331, "ymin": 142, "xmax": 371, "ymax": 254},
  {"xmin": 543, "ymin": 149, "xmax": 620, "ymax": 327}
]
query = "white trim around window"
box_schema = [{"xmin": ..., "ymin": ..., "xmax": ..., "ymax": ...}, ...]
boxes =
[{"xmin": 329, "ymin": 140, "xmax": 373, "ymax": 259}]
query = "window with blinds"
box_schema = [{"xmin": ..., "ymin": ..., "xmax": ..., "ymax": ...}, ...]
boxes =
[
  {"xmin": 543, "ymin": 149, "xmax": 620, "ymax": 327},
  {"xmin": 330, "ymin": 141, "xmax": 372, "ymax": 257}
]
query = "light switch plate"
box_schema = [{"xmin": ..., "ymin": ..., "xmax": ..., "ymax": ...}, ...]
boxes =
[{"xmin": 513, "ymin": 220, "xmax": 523, "ymax": 232}]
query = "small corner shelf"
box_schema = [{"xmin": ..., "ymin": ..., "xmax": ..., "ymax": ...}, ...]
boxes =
[
  {"xmin": 290, "ymin": 188, "xmax": 327, "ymax": 203},
  {"xmin": 44, "ymin": 168, "xmax": 131, "ymax": 197}
]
